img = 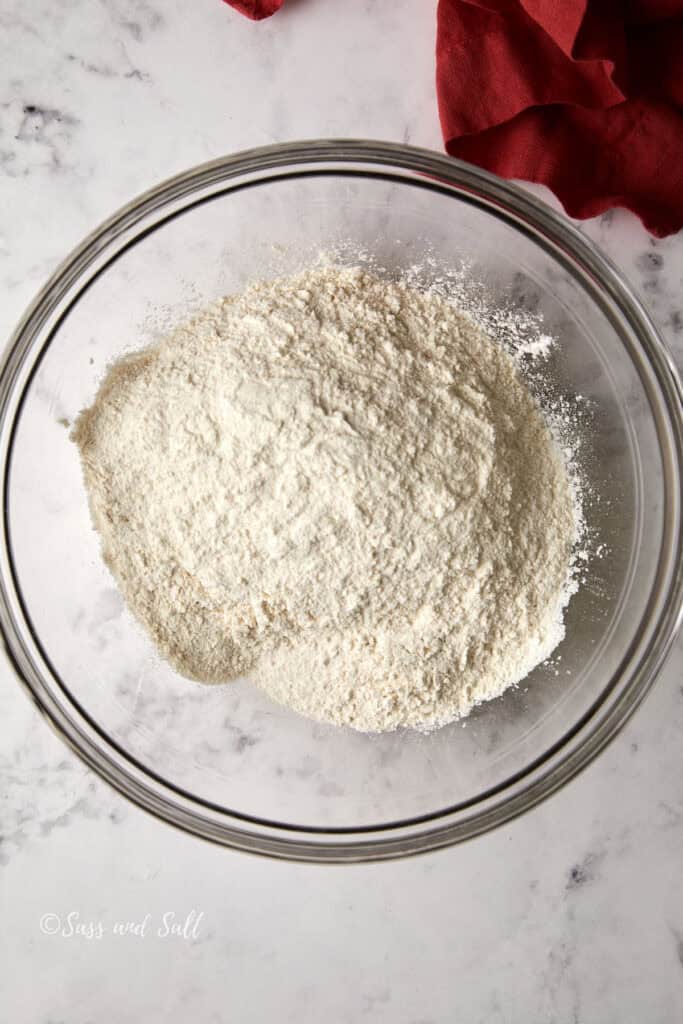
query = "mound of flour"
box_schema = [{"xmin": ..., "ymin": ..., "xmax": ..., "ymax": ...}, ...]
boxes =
[{"xmin": 73, "ymin": 266, "xmax": 578, "ymax": 732}]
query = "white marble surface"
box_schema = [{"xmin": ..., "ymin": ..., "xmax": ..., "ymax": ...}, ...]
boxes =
[{"xmin": 1, "ymin": 1, "xmax": 682, "ymax": 1021}]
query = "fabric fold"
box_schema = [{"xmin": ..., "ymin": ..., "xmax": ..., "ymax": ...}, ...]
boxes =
[{"xmin": 437, "ymin": 0, "xmax": 683, "ymax": 235}]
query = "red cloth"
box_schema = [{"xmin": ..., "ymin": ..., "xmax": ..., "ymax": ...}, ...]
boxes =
[
  {"xmin": 437, "ymin": 0, "xmax": 683, "ymax": 236},
  {"xmin": 223, "ymin": 0, "xmax": 683, "ymax": 236},
  {"xmin": 225, "ymin": 0, "xmax": 283, "ymax": 19}
]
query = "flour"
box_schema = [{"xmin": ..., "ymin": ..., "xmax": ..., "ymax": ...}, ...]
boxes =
[{"xmin": 73, "ymin": 266, "xmax": 579, "ymax": 732}]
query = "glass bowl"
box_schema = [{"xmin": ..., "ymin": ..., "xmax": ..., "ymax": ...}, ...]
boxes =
[{"xmin": 1, "ymin": 141, "xmax": 681, "ymax": 862}]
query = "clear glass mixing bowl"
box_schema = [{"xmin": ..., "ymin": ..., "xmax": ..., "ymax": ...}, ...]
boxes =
[{"xmin": 1, "ymin": 141, "xmax": 681, "ymax": 861}]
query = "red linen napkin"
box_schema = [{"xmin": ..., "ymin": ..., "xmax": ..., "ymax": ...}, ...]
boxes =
[
  {"xmin": 437, "ymin": 0, "xmax": 683, "ymax": 236},
  {"xmin": 225, "ymin": 0, "xmax": 284, "ymax": 17},
  {"xmin": 223, "ymin": 0, "xmax": 683, "ymax": 236},
  {"xmin": 228, "ymin": 0, "xmax": 284, "ymax": 16}
]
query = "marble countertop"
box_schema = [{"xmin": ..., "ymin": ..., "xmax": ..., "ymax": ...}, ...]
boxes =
[{"xmin": 1, "ymin": 2, "xmax": 682, "ymax": 1021}]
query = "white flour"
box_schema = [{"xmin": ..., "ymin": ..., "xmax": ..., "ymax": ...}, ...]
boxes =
[{"xmin": 74, "ymin": 266, "xmax": 580, "ymax": 732}]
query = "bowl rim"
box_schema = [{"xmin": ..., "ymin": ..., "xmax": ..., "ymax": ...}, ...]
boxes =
[{"xmin": 1, "ymin": 139, "xmax": 681, "ymax": 862}]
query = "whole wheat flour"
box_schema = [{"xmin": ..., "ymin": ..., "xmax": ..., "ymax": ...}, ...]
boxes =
[{"xmin": 73, "ymin": 267, "xmax": 579, "ymax": 732}]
